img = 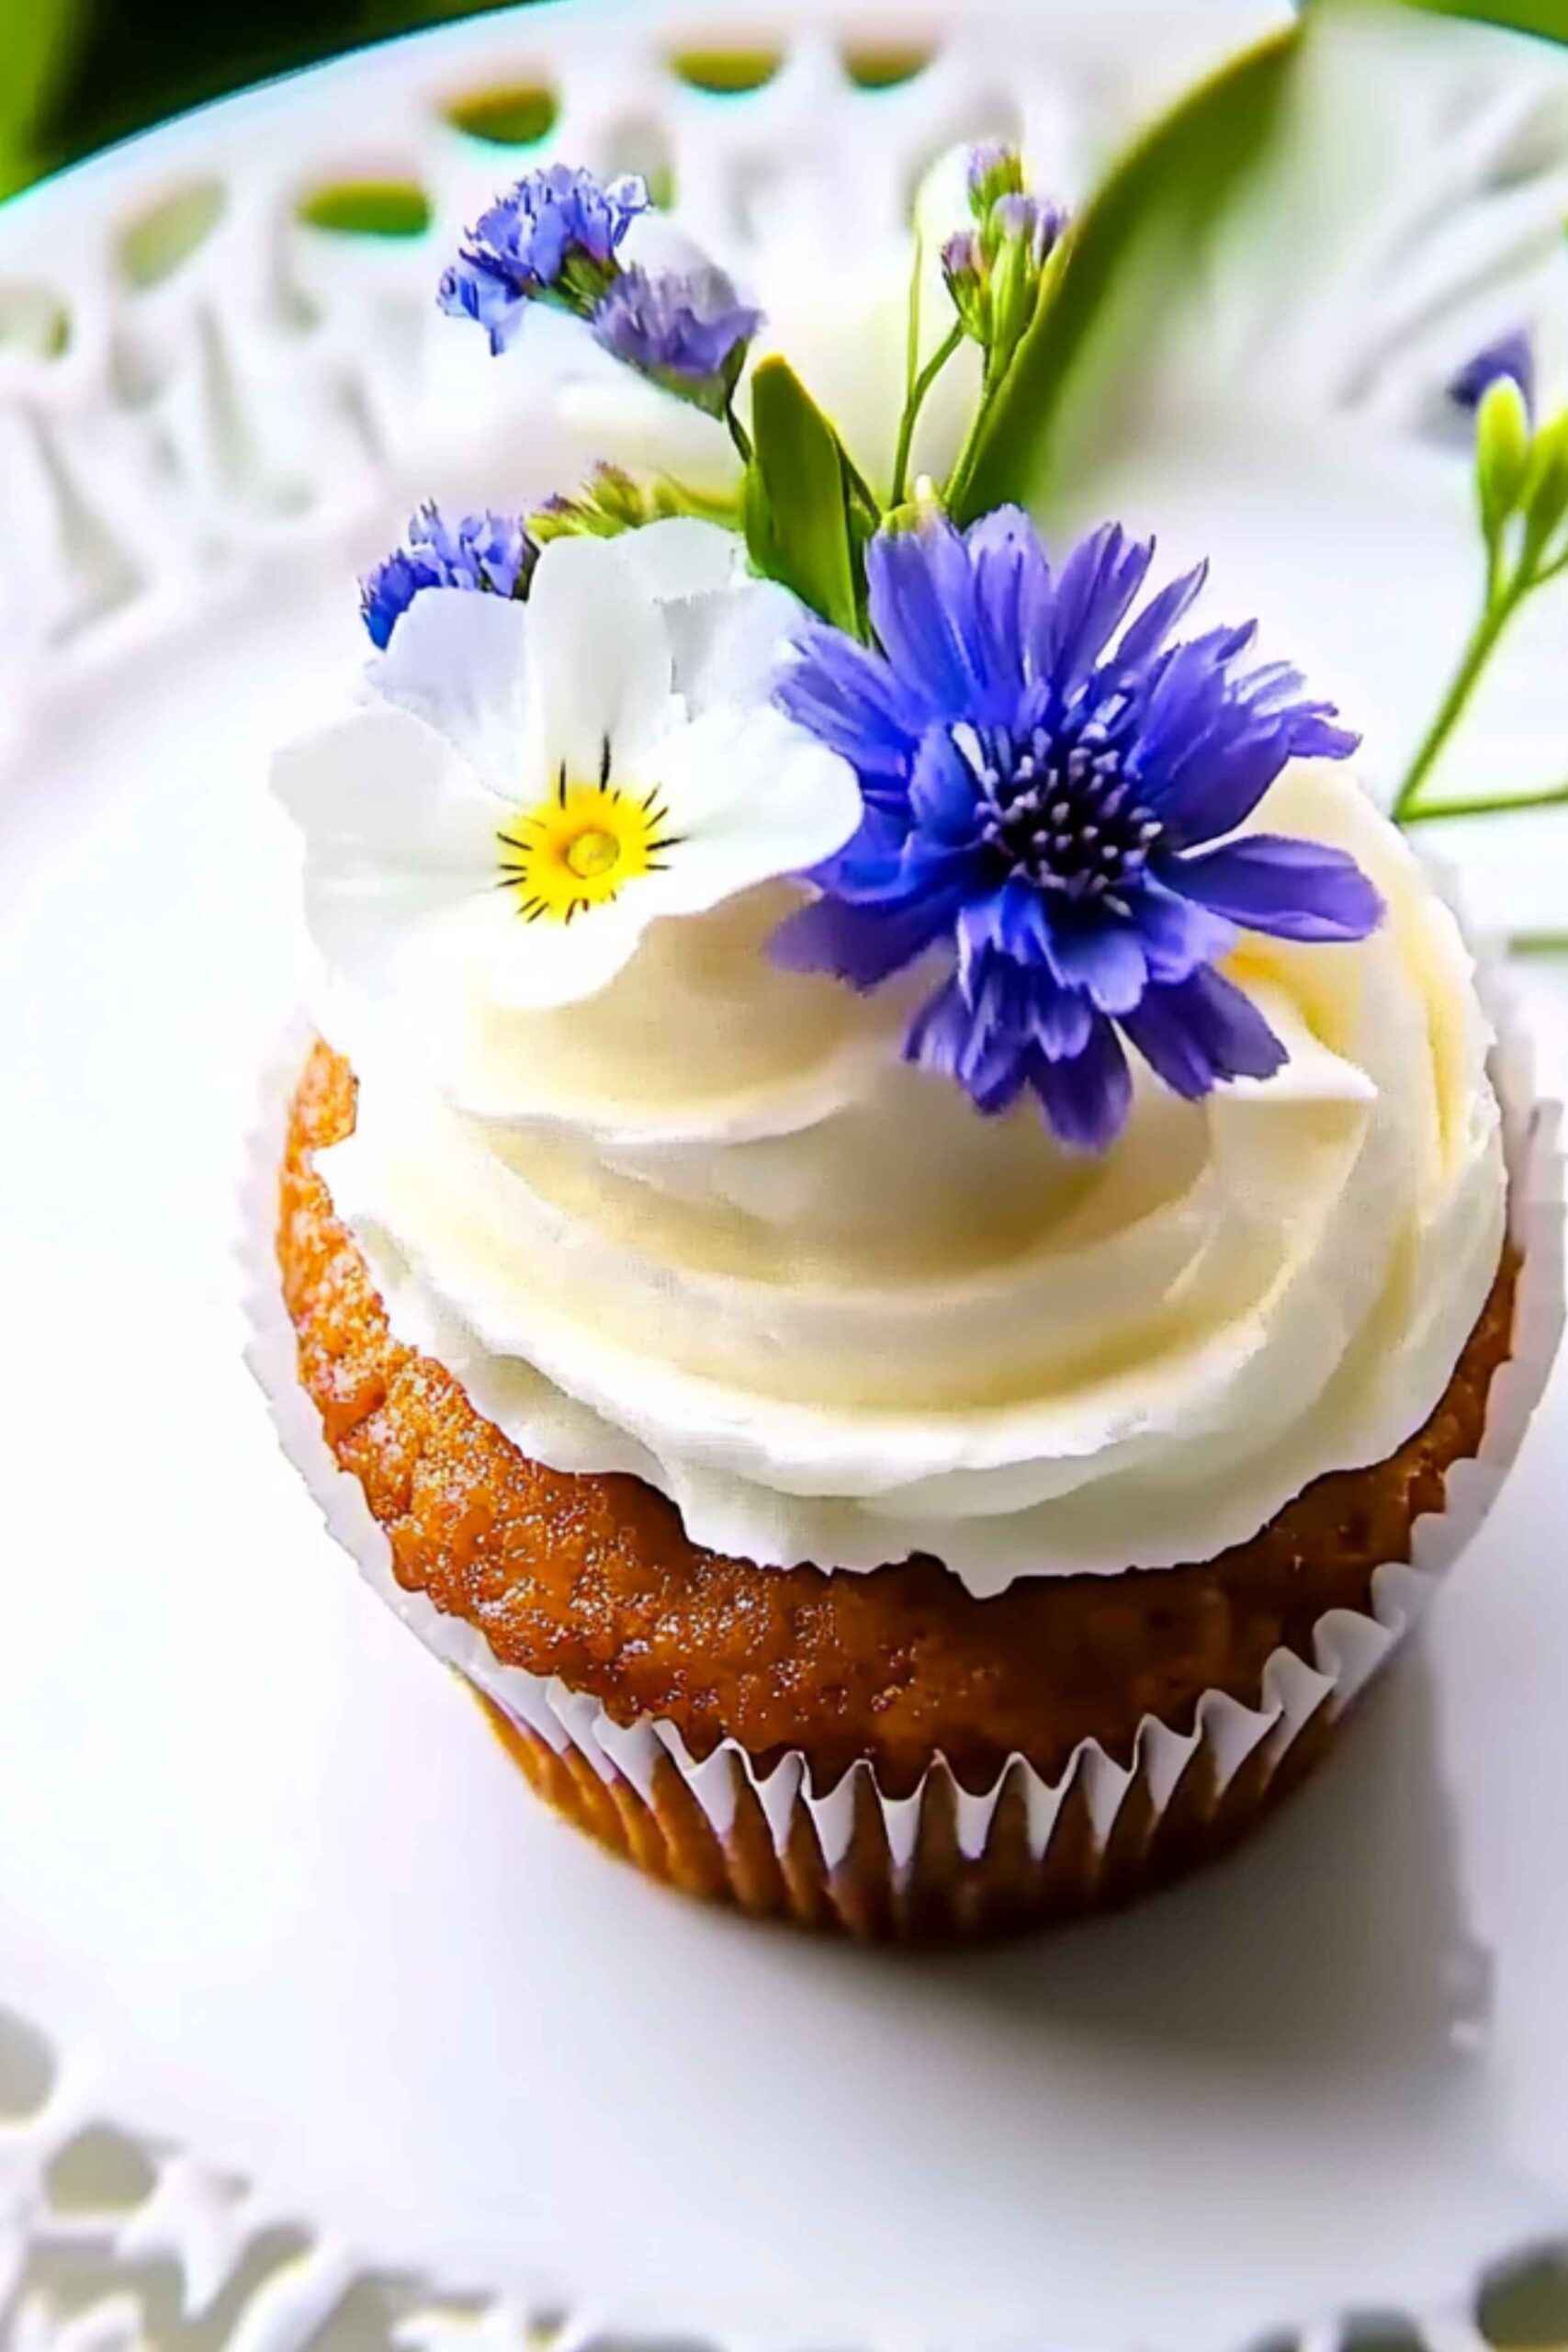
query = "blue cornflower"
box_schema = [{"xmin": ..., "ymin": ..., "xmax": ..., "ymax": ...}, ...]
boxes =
[
  {"xmin": 591, "ymin": 264, "xmax": 762, "ymax": 417},
  {"xmin": 1450, "ymin": 328, "xmax": 1535, "ymax": 422},
  {"xmin": 773, "ymin": 509, "xmax": 1382, "ymax": 1152},
  {"xmin": 437, "ymin": 165, "xmax": 649, "ymax": 355},
  {"xmin": 359, "ymin": 504, "xmax": 537, "ymax": 650}
]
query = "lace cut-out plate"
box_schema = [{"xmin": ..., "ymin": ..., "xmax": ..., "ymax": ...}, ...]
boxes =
[{"xmin": 4, "ymin": 3, "xmax": 1568, "ymax": 2347}]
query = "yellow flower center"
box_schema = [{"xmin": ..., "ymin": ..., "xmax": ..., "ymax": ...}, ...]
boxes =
[
  {"xmin": 564, "ymin": 826, "xmax": 620, "ymax": 880},
  {"xmin": 496, "ymin": 764, "xmax": 679, "ymax": 923}
]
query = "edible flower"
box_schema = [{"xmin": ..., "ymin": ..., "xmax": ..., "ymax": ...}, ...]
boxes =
[
  {"xmin": 773, "ymin": 507, "xmax": 1382, "ymax": 1149},
  {"xmin": 591, "ymin": 264, "xmax": 762, "ymax": 418},
  {"xmin": 277, "ymin": 524, "xmax": 857, "ymax": 1016},
  {"xmin": 437, "ymin": 164, "xmax": 649, "ymax": 354},
  {"xmin": 359, "ymin": 504, "xmax": 536, "ymax": 650}
]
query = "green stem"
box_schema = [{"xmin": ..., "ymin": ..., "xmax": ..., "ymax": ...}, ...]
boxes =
[
  {"xmin": 903, "ymin": 229, "xmax": 923, "ymax": 411},
  {"xmin": 1508, "ymin": 931, "xmax": 1568, "ymax": 956},
  {"xmin": 890, "ymin": 322, "xmax": 963, "ymax": 509},
  {"xmin": 725, "ymin": 401, "xmax": 753, "ymax": 468},
  {"xmin": 1392, "ymin": 589, "xmax": 1517, "ymax": 822},
  {"xmin": 943, "ymin": 378, "xmax": 998, "ymax": 519},
  {"xmin": 1400, "ymin": 780, "xmax": 1568, "ymax": 824},
  {"xmin": 839, "ymin": 442, "xmax": 882, "ymax": 523}
]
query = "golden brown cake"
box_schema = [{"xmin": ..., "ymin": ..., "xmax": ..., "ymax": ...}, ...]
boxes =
[{"xmin": 278, "ymin": 1036, "xmax": 1517, "ymax": 1939}]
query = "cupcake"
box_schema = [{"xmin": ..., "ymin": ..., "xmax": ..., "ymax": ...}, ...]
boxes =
[{"xmin": 256, "ymin": 156, "xmax": 1561, "ymax": 1943}]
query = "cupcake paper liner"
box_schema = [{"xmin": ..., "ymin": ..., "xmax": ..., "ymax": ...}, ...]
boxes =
[{"xmin": 241, "ymin": 956, "xmax": 1565, "ymax": 1941}]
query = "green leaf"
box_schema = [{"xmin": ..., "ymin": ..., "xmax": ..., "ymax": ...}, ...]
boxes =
[
  {"xmin": 1403, "ymin": 0, "xmax": 1568, "ymax": 43},
  {"xmin": 744, "ymin": 357, "xmax": 863, "ymax": 635},
  {"xmin": 950, "ymin": 26, "xmax": 1301, "ymax": 526}
]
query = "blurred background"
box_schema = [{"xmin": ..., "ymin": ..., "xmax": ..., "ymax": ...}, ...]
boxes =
[{"xmin": 2, "ymin": 0, "xmax": 535, "ymax": 198}]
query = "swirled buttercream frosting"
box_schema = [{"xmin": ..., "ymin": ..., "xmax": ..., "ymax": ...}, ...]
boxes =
[{"xmin": 310, "ymin": 762, "xmax": 1506, "ymax": 1595}]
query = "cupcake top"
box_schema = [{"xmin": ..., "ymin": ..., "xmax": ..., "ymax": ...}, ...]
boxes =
[{"xmin": 272, "ymin": 153, "xmax": 1507, "ymax": 1598}]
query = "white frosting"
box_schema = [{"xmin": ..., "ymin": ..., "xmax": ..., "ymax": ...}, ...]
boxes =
[{"xmin": 316, "ymin": 763, "xmax": 1506, "ymax": 1596}]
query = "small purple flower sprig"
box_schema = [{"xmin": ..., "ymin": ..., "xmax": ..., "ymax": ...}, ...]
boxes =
[
  {"xmin": 432, "ymin": 147, "xmax": 1069, "ymax": 640},
  {"xmin": 360, "ymin": 503, "xmax": 536, "ymax": 650},
  {"xmin": 438, "ymin": 164, "xmax": 761, "ymax": 454},
  {"xmin": 773, "ymin": 503, "xmax": 1381, "ymax": 1150}
]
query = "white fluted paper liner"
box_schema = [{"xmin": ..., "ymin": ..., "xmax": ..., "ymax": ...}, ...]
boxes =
[{"xmin": 241, "ymin": 959, "xmax": 1563, "ymax": 1897}]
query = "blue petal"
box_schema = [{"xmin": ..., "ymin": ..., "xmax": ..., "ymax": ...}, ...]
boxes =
[
  {"xmin": 1026, "ymin": 974, "xmax": 1095, "ymax": 1062},
  {"xmin": 1111, "ymin": 558, "xmax": 1208, "ymax": 673},
  {"xmin": 906, "ymin": 975, "xmax": 1031, "ymax": 1113},
  {"xmin": 1121, "ymin": 966, "xmax": 1287, "ymax": 1098},
  {"xmin": 1134, "ymin": 876, "xmax": 1236, "ymax": 983},
  {"xmin": 770, "ymin": 891, "xmax": 958, "ymax": 988},
  {"xmin": 1041, "ymin": 915, "xmax": 1148, "ymax": 1015},
  {"xmin": 1047, "ymin": 524, "xmax": 1155, "ymax": 693},
  {"xmin": 867, "ymin": 518, "xmax": 986, "ymax": 715},
  {"xmin": 1151, "ymin": 719, "xmax": 1294, "ymax": 845},
  {"xmin": 774, "ymin": 630, "xmax": 921, "ymax": 783},
  {"xmin": 955, "ymin": 881, "xmax": 1057, "ymax": 985},
  {"xmin": 1028, "ymin": 1018, "xmax": 1132, "ymax": 1150},
  {"xmin": 908, "ymin": 727, "xmax": 981, "ymax": 843},
  {"xmin": 1167, "ymin": 834, "xmax": 1384, "ymax": 942},
  {"xmin": 964, "ymin": 504, "xmax": 1054, "ymax": 703}
]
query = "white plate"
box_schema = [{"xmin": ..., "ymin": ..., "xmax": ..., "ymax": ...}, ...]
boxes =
[{"xmin": 4, "ymin": 6, "xmax": 1568, "ymax": 2348}]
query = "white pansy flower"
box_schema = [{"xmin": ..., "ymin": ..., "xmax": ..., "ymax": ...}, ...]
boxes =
[{"xmin": 274, "ymin": 520, "xmax": 860, "ymax": 1018}]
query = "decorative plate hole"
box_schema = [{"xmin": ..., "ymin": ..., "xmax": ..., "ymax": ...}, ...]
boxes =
[
  {"xmin": 0, "ymin": 281, "xmax": 70, "ymax": 358},
  {"xmin": 116, "ymin": 177, "xmax": 226, "ymax": 288},
  {"xmin": 0, "ymin": 2005, "xmax": 53, "ymax": 2118},
  {"xmin": 297, "ymin": 178, "xmax": 432, "ymax": 237},
  {"xmin": 1477, "ymin": 2246, "xmax": 1568, "ymax": 2346},
  {"xmin": 45, "ymin": 2124, "xmax": 158, "ymax": 2215},
  {"xmin": 446, "ymin": 81, "xmax": 559, "ymax": 148},
  {"xmin": 669, "ymin": 46, "xmax": 784, "ymax": 95},
  {"xmin": 842, "ymin": 41, "xmax": 933, "ymax": 90}
]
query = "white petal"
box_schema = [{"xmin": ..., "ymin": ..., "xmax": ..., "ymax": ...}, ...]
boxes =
[
  {"xmin": 614, "ymin": 516, "xmax": 746, "ymax": 606},
  {"xmin": 662, "ymin": 577, "xmax": 804, "ymax": 717},
  {"xmin": 367, "ymin": 588, "xmax": 532, "ymax": 801},
  {"xmin": 525, "ymin": 534, "xmax": 676, "ymax": 779},
  {"xmin": 274, "ymin": 705, "xmax": 504, "ymax": 1013},
  {"xmin": 274, "ymin": 704, "xmax": 501, "ymax": 872},
  {"xmin": 631, "ymin": 705, "xmax": 862, "ymax": 919},
  {"xmin": 461, "ymin": 881, "xmax": 649, "ymax": 1011}
]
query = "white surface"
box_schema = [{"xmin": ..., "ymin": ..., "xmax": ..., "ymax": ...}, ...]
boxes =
[{"xmin": 3, "ymin": 4, "xmax": 1568, "ymax": 2347}]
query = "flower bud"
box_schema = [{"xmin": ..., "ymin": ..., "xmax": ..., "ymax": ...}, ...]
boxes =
[
  {"xmin": 987, "ymin": 215, "xmax": 1039, "ymax": 374},
  {"xmin": 1520, "ymin": 412, "xmax": 1568, "ymax": 571},
  {"xmin": 941, "ymin": 228, "xmax": 988, "ymax": 342},
  {"xmin": 965, "ymin": 140, "xmax": 1023, "ymax": 221},
  {"xmin": 1475, "ymin": 375, "xmax": 1531, "ymax": 549}
]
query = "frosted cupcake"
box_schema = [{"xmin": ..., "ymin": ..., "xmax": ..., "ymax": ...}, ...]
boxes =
[{"xmin": 261, "ymin": 154, "xmax": 1559, "ymax": 1941}]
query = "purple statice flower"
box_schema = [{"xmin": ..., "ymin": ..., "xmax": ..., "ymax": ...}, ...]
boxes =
[
  {"xmin": 591, "ymin": 264, "xmax": 762, "ymax": 417},
  {"xmin": 966, "ymin": 141, "xmax": 1024, "ymax": 217},
  {"xmin": 991, "ymin": 191, "xmax": 1067, "ymax": 268},
  {"xmin": 359, "ymin": 503, "xmax": 536, "ymax": 650},
  {"xmin": 773, "ymin": 509, "xmax": 1382, "ymax": 1152},
  {"xmin": 437, "ymin": 165, "xmax": 649, "ymax": 355},
  {"xmin": 1450, "ymin": 327, "xmax": 1536, "ymax": 422}
]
